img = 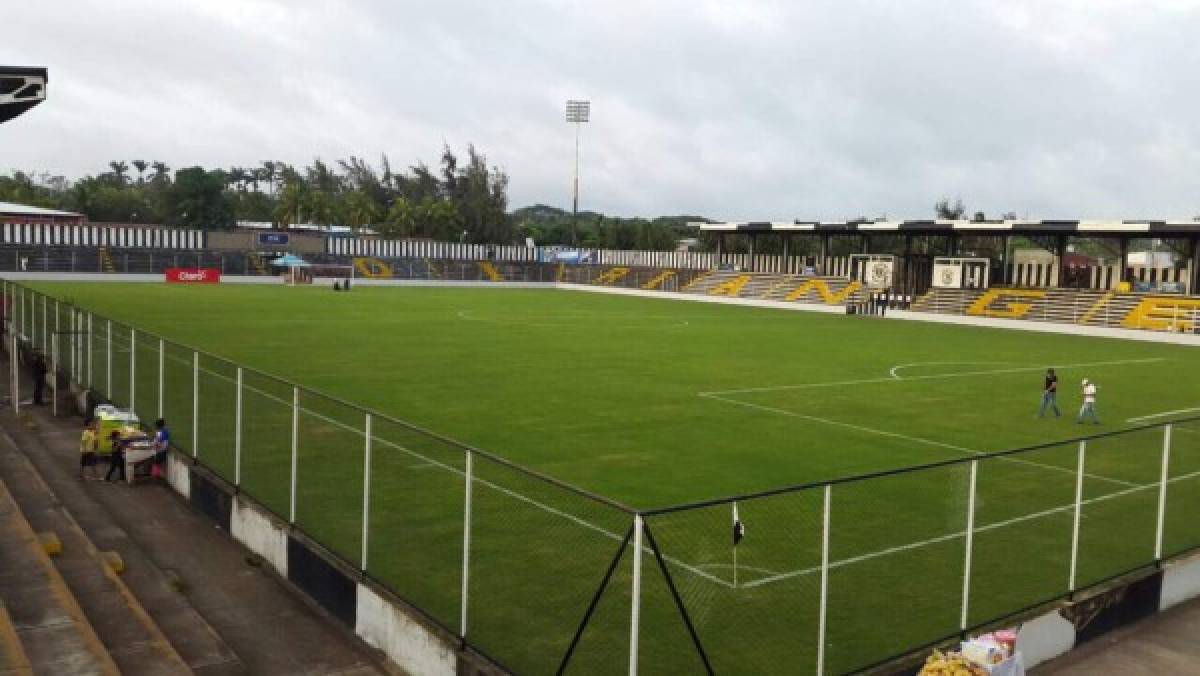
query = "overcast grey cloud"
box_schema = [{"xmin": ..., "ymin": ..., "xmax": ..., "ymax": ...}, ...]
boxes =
[{"xmin": 4, "ymin": 0, "xmax": 1200, "ymax": 220}]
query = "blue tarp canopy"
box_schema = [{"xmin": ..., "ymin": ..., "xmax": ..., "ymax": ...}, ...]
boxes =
[{"xmin": 270, "ymin": 254, "xmax": 310, "ymax": 267}]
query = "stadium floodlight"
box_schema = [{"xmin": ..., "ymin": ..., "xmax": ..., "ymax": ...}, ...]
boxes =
[
  {"xmin": 565, "ymin": 100, "xmax": 590, "ymax": 246},
  {"xmin": 0, "ymin": 66, "xmax": 48, "ymax": 124}
]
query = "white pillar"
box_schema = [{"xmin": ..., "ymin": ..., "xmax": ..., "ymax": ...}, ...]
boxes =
[
  {"xmin": 289, "ymin": 386, "xmax": 299, "ymax": 523},
  {"xmin": 960, "ymin": 460, "xmax": 978, "ymax": 630},
  {"xmin": 460, "ymin": 450, "xmax": 474, "ymax": 637},
  {"xmin": 361, "ymin": 413, "xmax": 372, "ymax": 570},
  {"xmin": 629, "ymin": 513, "xmax": 643, "ymax": 676},
  {"xmin": 157, "ymin": 339, "xmax": 164, "ymax": 418},
  {"xmin": 129, "ymin": 329, "xmax": 136, "ymax": 408},
  {"xmin": 234, "ymin": 367, "xmax": 243, "ymax": 486},
  {"xmin": 817, "ymin": 485, "xmax": 831, "ymax": 675},
  {"xmin": 1155, "ymin": 425, "xmax": 1173, "ymax": 560},
  {"xmin": 106, "ymin": 320, "xmax": 112, "ymax": 397},
  {"xmin": 192, "ymin": 352, "xmax": 199, "ymax": 458},
  {"xmin": 1069, "ymin": 440, "xmax": 1087, "ymax": 591}
]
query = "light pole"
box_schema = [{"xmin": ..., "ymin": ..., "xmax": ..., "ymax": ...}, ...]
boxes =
[{"xmin": 565, "ymin": 99, "xmax": 590, "ymax": 247}]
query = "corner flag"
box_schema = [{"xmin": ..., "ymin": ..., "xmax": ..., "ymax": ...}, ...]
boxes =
[{"xmin": 732, "ymin": 502, "xmax": 745, "ymax": 546}]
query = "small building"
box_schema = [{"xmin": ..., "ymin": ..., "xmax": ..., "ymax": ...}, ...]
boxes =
[{"xmin": 0, "ymin": 201, "xmax": 84, "ymax": 226}]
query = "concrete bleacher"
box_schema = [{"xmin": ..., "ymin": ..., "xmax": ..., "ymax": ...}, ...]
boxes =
[
  {"xmin": 678, "ymin": 269, "xmax": 867, "ymax": 306},
  {"xmin": 912, "ymin": 287, "xmax": 1200, "ymax": 332}
]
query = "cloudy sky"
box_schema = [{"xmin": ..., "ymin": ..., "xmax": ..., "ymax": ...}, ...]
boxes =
[{"xmin": 4, "ymin": 0, "xmax": 1200, "ymax": 220}]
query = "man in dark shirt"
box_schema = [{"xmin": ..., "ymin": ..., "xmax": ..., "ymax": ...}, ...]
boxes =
[{"xmin": 1038, "ymin": 368, "xmax": 1061, "ymax": 418}]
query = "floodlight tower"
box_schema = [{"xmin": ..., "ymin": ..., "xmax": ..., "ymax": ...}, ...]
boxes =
[{"xmin": 565, "ymin": 99, "xmax": 590, "ymax": 247}]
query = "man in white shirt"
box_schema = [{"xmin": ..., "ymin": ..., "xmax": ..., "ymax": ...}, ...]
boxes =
[{"xmin": 1077, "ymin": 378, "xmax": 1100, "ymax": 424}]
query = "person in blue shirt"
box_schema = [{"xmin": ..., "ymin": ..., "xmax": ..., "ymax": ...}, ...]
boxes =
[{"xmin": 153, "ymin": 418, "xmax": 170, "ymax": 476}]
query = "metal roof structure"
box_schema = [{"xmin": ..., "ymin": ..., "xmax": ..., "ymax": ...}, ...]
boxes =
[
  {"xmin": 0, "ymin": 201, "xmax": 82, "ymax": 219},
  {"xmin": 0, "ymin": 66, "xmax": 47, "ymax": 123},
  {"xmin": 692, "ymin": 220, "xmax": 1200, "ymax": 235}
]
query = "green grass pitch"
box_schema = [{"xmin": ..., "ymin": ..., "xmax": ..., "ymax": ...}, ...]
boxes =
[{"xmin": 22, "ymin": 281, "xmax": 1200, "ymax": 674}]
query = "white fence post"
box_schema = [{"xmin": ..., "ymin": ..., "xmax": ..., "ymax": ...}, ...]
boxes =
[
  {"xmin": 1155, "ymin": 424, "xmax": 1173, "ymax": 560},
  {"xmin": 817, "ymin": 484, "xmax": 831, "ymax": 676},
  {"xmin": 87, "ymin": 313, "xmax": 93, "ymax": 388},
  {"xmin": 361, "ymin": 413, "xmax": 372, "ymax": 570},
  {"xmin": 1069, "ymin": 440, "xmax": 1087, "ymax": 592},
  {"xmin": 234, "ymin": 367, "xmax": 243, "ymax": 486},
  {"xmin": 629, "ymin": 513, "xmax": 643, "ymax": 676},
  {"xmin": 50, "ymin": 333, "xmax": 57, "ymax": 417},
  {"xmin": 129, "ymin": 328, "xmax": 136, "ymax": 408},
  {"xmin": 41, "ymin": 294, "xmax": 46, "ymax": 353},
  {"xmin": 157, "ymin": 339, "xmax": 164, "ymax": 419},
  {"xmin": 192, "ymin": 351, "xmax": 199, "ymax": 459},
  {"xmin": 460, "ymin": 450, "xmax": 474, "ymax": 638},
  {"xmin": 289, "ymin": 386, "xmax": 299, "ymax": 524},
  {"xmin": 960, "ymin": 460, "xmax": 978, "ymax": 631},
  {"xmin": 106, "ymin": 319, "xmax": 112, "ymax": 396}
]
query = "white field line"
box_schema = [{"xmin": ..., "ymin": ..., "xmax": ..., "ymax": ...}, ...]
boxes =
[
  {"xmin": 702, "ymin": 358, "xmax": 1167, "ymax": 397},
  {"xmin": 103, "ymin": 330, "xmax": 733, "ymax": 589},
  {"xmin": 1127, "ymin": 408, "xmax": 1200, "ymax": 423},
  {"xmin": 740, "ymin": 466, "xmax": 1200, "ymax": 589},
  {"xmin": 888, "ymin": 361, "xmax": 1015, "ymax": 380},
  {"xmin": 701, "ymin": 393, "xmax": 1137, "ymax": 488}
]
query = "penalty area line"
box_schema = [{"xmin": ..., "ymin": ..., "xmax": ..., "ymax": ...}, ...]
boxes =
[
  {"xmin": 1127, "ymin": 408, "xmax": 1200, "ymax": 423},
  {"xmin": 699, "ymin": 393, "xmax": 1137, "ymax": 488},
  {"xmin": 702, "ymin": 357, "xmax": 1167, "ymax": 397}
]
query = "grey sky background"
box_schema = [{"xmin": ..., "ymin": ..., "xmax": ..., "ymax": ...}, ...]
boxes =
[{"xmin": 4, "ymin": 0, "xmax": 1200, "ymax": 220}]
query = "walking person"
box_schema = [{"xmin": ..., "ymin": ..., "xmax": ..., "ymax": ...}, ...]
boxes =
[
  {"xmin": 105, "ymin": 431, "xmax": 127, "ymax": 483},
  {"xmin": 79, "ymin": 419, "xmax": 99, "ymax": 480},
  {"xmin": 1077, "ymin": 378, "xmax": 1100, "ymax": 425},
  {"xmin": 1038, "ymin": 368, "xmax": 1061, "ymax": 418}
]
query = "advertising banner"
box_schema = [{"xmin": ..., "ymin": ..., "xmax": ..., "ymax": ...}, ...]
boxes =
[
  {"xmin": 863, "ymin": 260, "xmax": 894, "ymax": 289},
  {"xmin": 933, "ymin": 263, "xmax": 962, "ymax": 289},
  {"xmin": 165, "ymin": 268, "xmax": 221, "ymax": 284}
]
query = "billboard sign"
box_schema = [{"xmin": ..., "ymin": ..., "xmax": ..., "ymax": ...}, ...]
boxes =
[{"xmin": 165, "ymin": 267, "xmax": 221, "ymax": 284}]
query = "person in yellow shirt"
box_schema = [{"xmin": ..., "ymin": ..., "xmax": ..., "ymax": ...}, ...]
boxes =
[{"xmin": 79, "ymin": 419, "xmax": 99, "ymax": 480}]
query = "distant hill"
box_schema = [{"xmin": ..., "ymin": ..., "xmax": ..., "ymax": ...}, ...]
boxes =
[{"xmin": 511, "ymin": 204, "xmax": 713, "ymax": 249}]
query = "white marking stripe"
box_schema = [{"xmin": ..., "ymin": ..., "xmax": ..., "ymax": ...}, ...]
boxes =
[
  {"xmin": 701, "ymin": 393, "xmax": 1137, "ymax": 488},
  {"xmin": 741, "ymin": 466, "xmax": 1200, "ymax": 589},
  {"xmin": 888, "ymin": 361, "xmax": 1014, "ymax": 380},
  {"xmin": 1127, "ymin": 408, "xmax": 1200, "ymax": 423},
  {"xmin": 702, "ymin": 358, "xmax": 1167, "ymax": 396}
]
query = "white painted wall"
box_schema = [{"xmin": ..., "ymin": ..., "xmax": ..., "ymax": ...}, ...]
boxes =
[
  {"xmin": 165, "ymin": 452, "xmax": 190, "ymax": 498},
  {"xmin": 1160, "ymin": 553, "xmax": 1200, "ymax": 611},
  {"xmin": 1016, "ymin": 610, "xmax": 1075, "ymax": 668},
  {"xmin": 231, "ymin": 496, "xmax": 289, "ymax": 577},
  {"xmin": 355, "ymin": 584, "xmax": 456, "ymax": 676}
]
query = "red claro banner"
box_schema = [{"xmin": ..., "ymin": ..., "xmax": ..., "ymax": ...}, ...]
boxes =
[{"xmin": 165, "ymin": 268, "xmax": 221, "ymax": 284}]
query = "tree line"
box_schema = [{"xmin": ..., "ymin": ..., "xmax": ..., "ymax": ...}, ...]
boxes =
[{"xmin": 0, "ymin": 146, "xmax": 516, "ymax": 244}]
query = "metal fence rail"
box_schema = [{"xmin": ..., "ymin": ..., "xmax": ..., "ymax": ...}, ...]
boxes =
[{"xmin": 5, "ymin": 279, "xmax": 1200, "ymax": 675}]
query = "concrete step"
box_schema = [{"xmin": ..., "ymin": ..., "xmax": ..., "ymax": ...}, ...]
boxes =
[
  {"xmin": 0, "ymin": 474, "xmax": 119, "ymax": 675},
  {"xmin": 0, "ymin": 429, "xmax": 195, "ymax": 676},
  {"xmin": 0, "ymin": 602, "xmax": 32, "ymax": 674}
]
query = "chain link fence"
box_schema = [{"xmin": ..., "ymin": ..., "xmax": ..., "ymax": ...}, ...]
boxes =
[{"xmin": 6, "ymin": 279, "xmax": 1200, "ymax": 675}]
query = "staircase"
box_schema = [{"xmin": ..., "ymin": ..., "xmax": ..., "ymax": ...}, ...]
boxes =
[
  {"xmin": 98, "ymin": 247, "xmax": 116, "ymax": 273},
  {"xmin": 480, "ymin": 260, "xmax": 504, "ymax": 282},
  {"xmin": 594, "ymin": 267, "xmax": 630, "ymax": 285},
  {"xmin": 641, "ymin": 270, "xmax": 676, "ymax": 290},
  {"xmin": 246, "ymin": 252, "xmax": 268, "ymax": 276}
]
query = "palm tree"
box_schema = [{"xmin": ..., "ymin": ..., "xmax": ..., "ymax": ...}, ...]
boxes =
[
  {"xmin": 345, "ymin": 191, "xmax": 382, "ymax": 232},
  {"xmin": 131, "ymin": 160, "xmax": 148, "ymax": 184},
  {"xmin": 260, "ymin": 161, "xmax": 277, "ymax": 194},
  {"xmin": 273, "ymin": 181, "xmax": 305, "ymax": 227},
  {"xmin": 150, "ymin": 161, "xmax": 170, "ymax": 184},
  {"xmin": 108, "ymin": 161, "xmax": 129, "ymax": 185}
]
